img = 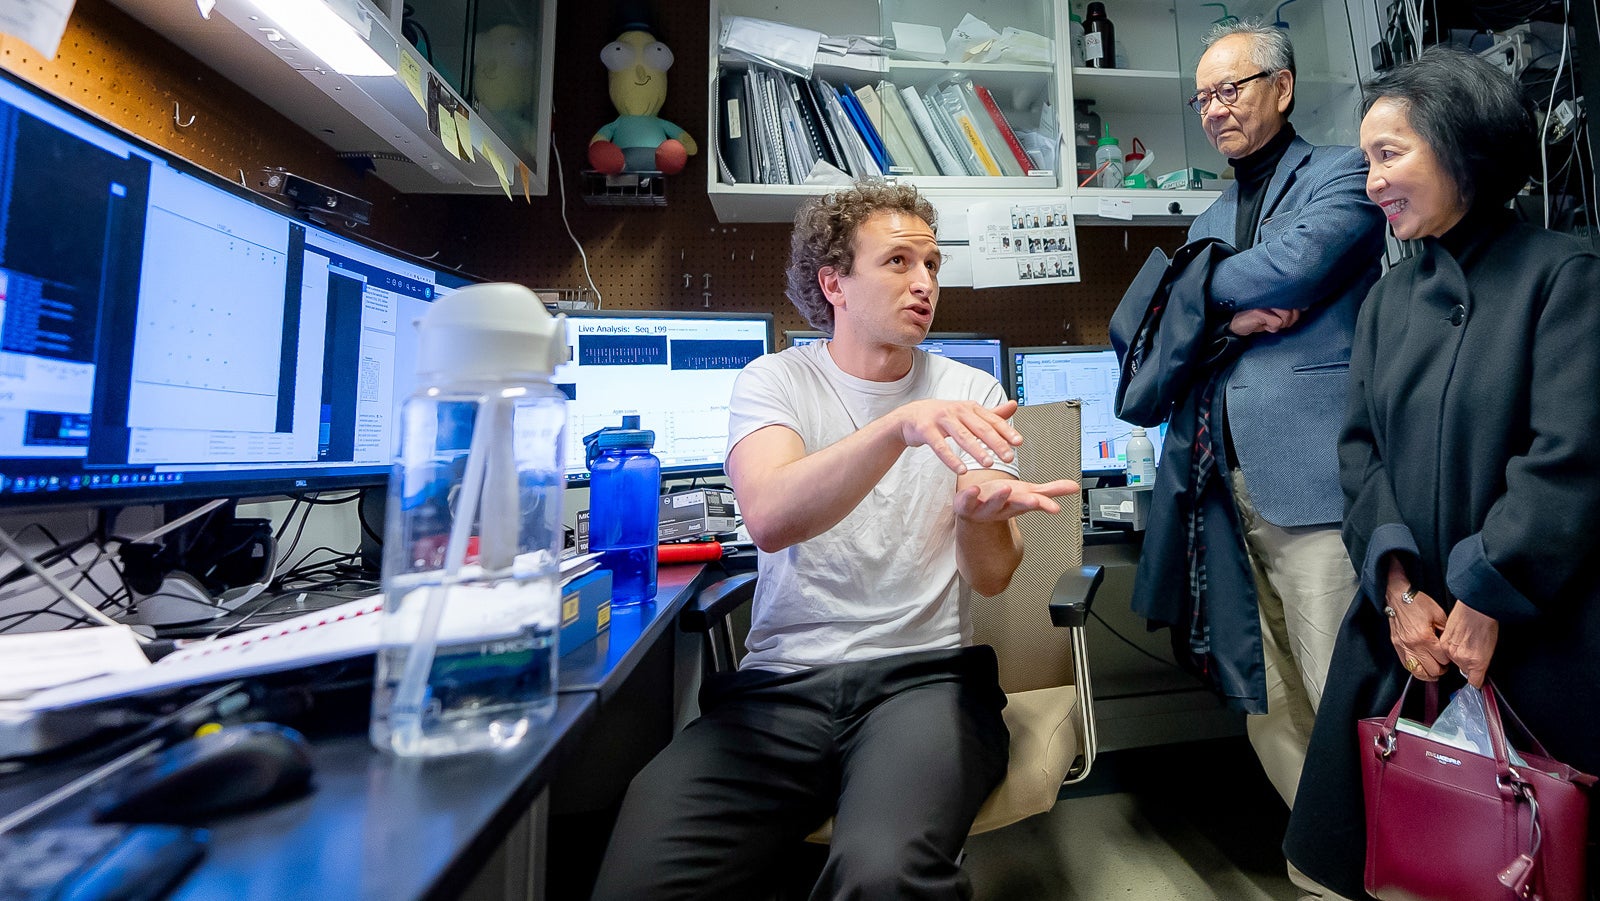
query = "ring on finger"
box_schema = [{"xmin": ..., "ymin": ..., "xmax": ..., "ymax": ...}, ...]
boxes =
[{"xmin": 1405, "ymin": 656, "xmax": 1420, "ymax": 672}]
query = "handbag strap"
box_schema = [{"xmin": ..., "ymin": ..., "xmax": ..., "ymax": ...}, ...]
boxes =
[
  {"xmin": 1378, "ymin": 676, "xmax": 1441, "ymax": 732},
  {"xmin": 1482, "ymin": 680, "xmax": 1555, "ymax": 760}
]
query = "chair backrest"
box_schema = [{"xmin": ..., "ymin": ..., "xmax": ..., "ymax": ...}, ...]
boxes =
[{"xmin": 971, "ymin": 400, "xmax": 1083, "ymax": 695}]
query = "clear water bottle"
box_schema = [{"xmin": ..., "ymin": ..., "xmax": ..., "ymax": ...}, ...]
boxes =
[
  {"xmin": 1124, "ymin": 427, "xmax": 1156, "ymax": 486},
  {"xmin": 371, "ymin": 283, "xmax": 568, "ymax": 757},
  {"xmin": 584, "ymin": 416, "xmax": 660, "ymax": 606}
]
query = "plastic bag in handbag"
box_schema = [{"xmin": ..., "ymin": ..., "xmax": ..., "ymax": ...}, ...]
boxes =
[{"xmin": 1359, "ymin": 678, "xmax": 1596, "ymax": 901}]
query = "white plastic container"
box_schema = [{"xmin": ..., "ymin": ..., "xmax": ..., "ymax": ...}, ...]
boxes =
[
  {"xmin": 1095, "ymin": 126, "xmax": 1124, "ymax": 189},
  {"xmin": 371, "ymin": 283, "xmax": 569, "ymax": 757},
  {"xmin": 1124, "ymin": 427, "xmax": 1156, "ymax": 486}
]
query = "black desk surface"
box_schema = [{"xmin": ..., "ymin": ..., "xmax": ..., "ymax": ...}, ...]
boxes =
[
  {"xmin": 2, "ymin": 564, "xmax": 709, "ymax": 901},
  {"xmin": 556, "ymin": 563, "xmax": 703, "ymax": 701},
  {"xmin": 0, "ymin": 693, "xmax": 596, "ymax": 901}
]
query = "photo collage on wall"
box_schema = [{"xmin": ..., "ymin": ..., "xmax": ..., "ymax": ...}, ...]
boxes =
[{"xmin": 967, "ymin": 200, "xmax": 1080, "ymax": 288}]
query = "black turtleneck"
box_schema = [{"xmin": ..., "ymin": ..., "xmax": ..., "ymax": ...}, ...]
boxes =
[{"xmin": 1232, "ymin": 123, "xmax": 1297, "ymax": 249}]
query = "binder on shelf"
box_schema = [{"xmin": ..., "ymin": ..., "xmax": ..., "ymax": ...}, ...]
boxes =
[
  {"xmin": 837, "ymin": 85, "xmax": 891, "ymax": 173},
  {"xmin": 936, "ymin": 83, "xmax": 1004, "ymax": 176},
  {"xmin": 973, "ymin": 83, "xmax": 1039, "ymax": 174},
  {"xmin": 754, "ymin": 69, "xmax": 793, "ymax": 183},
  {"xmin": 877, "ymin": 81, "xmax": 940, "ymax": 176},
  {"xmin": 958, "ymin": 81, "xmax": 1025, "ymax": 176},
  {"xmin": 716, "ymin": 70, "xmax": 755, "ymax": 184},
  {"xmin": 818, "ymin": 81, "xmax": 880, "ymax": 177},
  {"xmin": 921, "ymin": 90, "xmax": 977, "ymax": 176},
  {"xmin": 796, "ymin": 77, "xmax": 849, "ymax": 175},
  {"xmin": 901, "ymin": 84, "xmax": 967, "ymax": 176},
  {"xmin": 775, "ymin": 71, "xmax": 818, "ymax": 182},
  {"xmin": 852, "ymin": 84, "xmax": 914, "ymax": 175}
]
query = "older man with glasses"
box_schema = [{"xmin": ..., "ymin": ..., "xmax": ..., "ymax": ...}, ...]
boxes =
[{"xmin": 1135, "ymin": 20, "xmax": 1384, "ymax": 899}]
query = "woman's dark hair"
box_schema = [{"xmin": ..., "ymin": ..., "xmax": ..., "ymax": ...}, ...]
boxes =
[
  {"xmin": 1363, "ymin": 46, "xmax": 1536, "ymax": 208},
  {"xmin": 785, "ymin": 180, "xmax": 936, "ymax": 335}
]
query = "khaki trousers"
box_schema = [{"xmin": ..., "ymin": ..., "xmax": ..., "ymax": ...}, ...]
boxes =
[{"xmin": 1229, "ymin": 473, "xmax": 1358, "ymax": 809}]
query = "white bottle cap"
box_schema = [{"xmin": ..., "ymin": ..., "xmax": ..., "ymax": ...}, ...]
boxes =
[{"xmin": 415, "ymin": 283, "xmax": 567, "ymax": 382}]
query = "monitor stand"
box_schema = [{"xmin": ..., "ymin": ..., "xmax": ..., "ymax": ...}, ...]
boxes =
[{"xmin": 115, "ymin": 499, "xmax": 276, "ymax": 628}]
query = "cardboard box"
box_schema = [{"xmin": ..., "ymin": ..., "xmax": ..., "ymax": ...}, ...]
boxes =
[
  {"xmin": 1157, "ymin": 167, "xmax": 1220, "ymax": 190},
  {"xmin": 658, "ymin": 488, "xmax": 738, "ymax": 541},
  {"xmin": 559, "ymin": 568, "xmax": 612, "ymax": 655}
]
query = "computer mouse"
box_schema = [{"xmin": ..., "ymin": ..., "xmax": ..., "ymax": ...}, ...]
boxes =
[{"xmin": 96, "ymin": 723, "xmax": 314, "ymax": 824}]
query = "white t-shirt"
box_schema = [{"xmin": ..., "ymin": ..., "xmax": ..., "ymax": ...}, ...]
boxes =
[{"xmin": 726, "ymin": 341, "xmax": 1017, "ymax": 673}]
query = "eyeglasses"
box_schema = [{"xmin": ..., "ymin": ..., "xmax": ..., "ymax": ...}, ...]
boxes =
[{"xmin": 1187, "ymin": 71, "xmax": 1274, "ymax": 114}]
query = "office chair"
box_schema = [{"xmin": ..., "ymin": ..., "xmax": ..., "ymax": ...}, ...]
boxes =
[{"xmin": 680, "ymin": 400, "xmax": 1102, "ymax": 840}]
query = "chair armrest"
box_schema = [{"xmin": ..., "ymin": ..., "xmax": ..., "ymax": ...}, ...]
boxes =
[
  {"xmin": 1049, "ymin": 565, "xmax": 1105, "ymax": 628},
  {"xmin": 679, "ymin": 571, "xmax": 758, "ymax": 633}
]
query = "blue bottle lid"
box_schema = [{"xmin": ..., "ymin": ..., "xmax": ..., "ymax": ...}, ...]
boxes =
[{"xmin": 583, "ymin": 414, "xmax": 657, "ymax": 471}]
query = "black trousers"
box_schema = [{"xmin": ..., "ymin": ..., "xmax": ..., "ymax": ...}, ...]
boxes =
[{"xmin": 590, "ymin": 645, "xmax": 1010, "ymax": 901}]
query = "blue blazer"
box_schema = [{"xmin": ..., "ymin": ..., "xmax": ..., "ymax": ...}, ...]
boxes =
[{"xmin": 1188, "ymin": 136, "xmax": 1386, "ymax": 527}]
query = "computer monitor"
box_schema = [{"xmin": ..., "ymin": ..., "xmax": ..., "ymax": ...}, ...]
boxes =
[
  {"xmin": 1011, "ymin": 346, "xmax": 1166, "ymax": 476},
  {"xmin": 0, "ymin": 68, "xmax": 476, "ymax": 510},
  {"xmin": 558, "ymin": 310, "xmax": 773, "ymax": 483},
  {"xmin": 784, "ymin": 331, "xmax": 1007, "ymax": 385}
]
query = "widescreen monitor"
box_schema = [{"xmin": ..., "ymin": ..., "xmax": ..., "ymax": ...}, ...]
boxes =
[
  {"xmin": 784, "ymin": 331, "xmax": 1007, "ymax": 385},
  {"xmin": 1011, "ymin": 346, "xmax": 1166, "ymax": 476},
  {"xmin": 559, "ymin": 310, "xmax": 773, "ymax": 483},
  {"xmin": 0, "ymin": 68, "xmax": 476, "ymax": 510}
]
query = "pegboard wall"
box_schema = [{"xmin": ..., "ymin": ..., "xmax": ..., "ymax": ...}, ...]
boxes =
[
  {"xmin": 15, "ymin": 0, "xmax": 1192, "ymax": 351},
  {"xmin": 431, "ymin": 1, "xmax": 1192, "ymax": 350},
  {"xmin": 2, "ymin": 0, "xmax": 453, "ymax": 260}
]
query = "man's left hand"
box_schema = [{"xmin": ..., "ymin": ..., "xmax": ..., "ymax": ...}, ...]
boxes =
[{"xmin": 954, "ymin": 478, "xmax": 1079, "ymax": 522}]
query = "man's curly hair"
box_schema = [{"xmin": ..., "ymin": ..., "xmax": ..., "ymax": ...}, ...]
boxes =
[{"xmin": 785, "ymin": 180, "xmax": 937, "ymax": 335}]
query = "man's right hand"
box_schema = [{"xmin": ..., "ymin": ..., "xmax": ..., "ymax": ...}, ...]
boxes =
[
  {"xmin": 894, "ymin": 398, "xmax": 1023, "ymax": 475},
  {"xmin": 1228, "ymin": 307, "xmax": 1301, "ymax": 336}
]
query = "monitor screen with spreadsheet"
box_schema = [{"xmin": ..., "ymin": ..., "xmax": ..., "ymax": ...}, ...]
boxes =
[
  {"xmin": 558, "ymin": 310, "xmax": 773, "ymax": 483},
  {"xmin": 784, "ymin": 331, "xmax": 1007, "ymax": 388},
  {"xmin": 0, "ymin": 67, "xmax": 477, "ymax": 509},
  {"xmin": 1010, "ymin": 345, "xmax": 1166, "ymax": 476}
]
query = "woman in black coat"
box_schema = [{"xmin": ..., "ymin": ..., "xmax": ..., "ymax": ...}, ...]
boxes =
[{"xmin": 1284, "ymin": 48, "xmax": 1600, "ymax": 899}]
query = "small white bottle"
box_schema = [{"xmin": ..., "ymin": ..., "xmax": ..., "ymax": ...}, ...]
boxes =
[
  {"xmin": 1124, "ymin": 427, "xmax": 1156, "ymax": 486},
  {"xmin": 1068, "ymin": 13, "xmax": 1086, "ymax": 68},
  {"xmin": 1095, "ymin": 126, "xmax": 1124, "ymax": 188}
]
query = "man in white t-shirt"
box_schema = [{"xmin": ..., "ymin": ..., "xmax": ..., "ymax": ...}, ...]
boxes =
[{"xmin": 592, "ymin": 181, "xmax": 1078, "ymax": 900}]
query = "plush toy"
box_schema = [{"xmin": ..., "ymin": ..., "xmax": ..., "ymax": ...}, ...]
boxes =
[
  {"xmin": 587, "ymin": 18, "xmax": 697, "ymax": 175},
  {"xmin": 473, "ymin": 23, "xmax": 538, "ymax": 152}
]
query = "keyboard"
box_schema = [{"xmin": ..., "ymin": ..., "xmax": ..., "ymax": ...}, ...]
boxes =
[{"xmin": 0, "ymin": 824, "xmax": 207, "ymax": 901}]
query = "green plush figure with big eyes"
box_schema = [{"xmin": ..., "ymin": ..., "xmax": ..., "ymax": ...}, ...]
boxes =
[{"xmin": 587, "ymin": 25, "xmax": 697, "ymax": 175}]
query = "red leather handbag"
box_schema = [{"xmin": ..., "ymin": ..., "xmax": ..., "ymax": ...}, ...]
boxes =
[{"xmin": 1359, "ymin": 679, "xmax": 1596, "ymax": 901}]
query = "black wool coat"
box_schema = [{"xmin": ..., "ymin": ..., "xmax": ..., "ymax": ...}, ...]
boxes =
[{"xmin": 1284, "ymin": 207, "xmax": 1600, "ymax": 898}]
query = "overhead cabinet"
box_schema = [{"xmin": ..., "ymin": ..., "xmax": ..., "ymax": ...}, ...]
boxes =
[{"xmin": 110, "ymin": 0, "xmax": 556, "ymax": 196}]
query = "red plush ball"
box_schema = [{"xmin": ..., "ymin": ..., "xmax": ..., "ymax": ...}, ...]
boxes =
[
  {"xmin": 588, "ymin": 140, "xmax": 625, "ymax": 175},
  {"xmin": 655, "ymin": 139, "xmax": 688, "ymax": 175}
]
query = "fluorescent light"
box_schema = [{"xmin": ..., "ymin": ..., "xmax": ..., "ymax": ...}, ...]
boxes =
[{"xmin": 247, "ymin": 0, "xmax": 395, "ymax": 77}]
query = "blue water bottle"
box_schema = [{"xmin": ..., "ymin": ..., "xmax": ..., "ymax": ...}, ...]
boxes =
[{"xmin": 584, "ymin": 416, "xmax": 660, "ymax": 605}]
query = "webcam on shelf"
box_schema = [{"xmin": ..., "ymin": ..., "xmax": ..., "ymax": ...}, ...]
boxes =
[{"xmin": 257, "ymin": 168, "xmax": 372, "ymax": 227}]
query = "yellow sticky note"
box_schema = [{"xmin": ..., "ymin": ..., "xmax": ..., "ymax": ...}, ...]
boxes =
[
  {"xmin": 517, "ymin": 161, "xmax": 532, "ymax": 203},
  {"xmin": 481, "ymin": 143, "xmax": 512, "ymax": 199},
  {"xmin": 453, "ymin": 110, "xmax": 475, "ymax": 161},
  {"xmin": 399, "ymin": 52, "xmax": 425, "ymax": 110},
  {"xmin": 436, "ymin": 109, "xmax": 462, "ymax": 160}
]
